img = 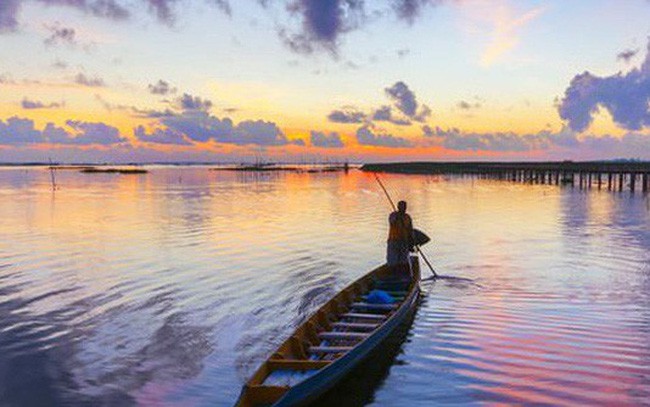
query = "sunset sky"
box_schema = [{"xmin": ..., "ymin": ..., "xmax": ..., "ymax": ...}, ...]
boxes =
[{"xmin": 0, "ymin": 0, "xmax": 649, "ymax": 163}]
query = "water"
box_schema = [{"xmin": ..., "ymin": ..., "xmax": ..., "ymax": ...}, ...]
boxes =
[{"xmin": 0, "ymin": 166, "xmax": 649, "ymax": 406}]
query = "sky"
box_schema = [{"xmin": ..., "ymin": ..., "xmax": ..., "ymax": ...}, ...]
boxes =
[{"xmin": 0, "ymin": 0, "xmax": 649, "ymax": 163}]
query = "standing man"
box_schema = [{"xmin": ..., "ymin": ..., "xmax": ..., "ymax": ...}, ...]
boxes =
[{"xmin": 387, "ymin": 200, "xmax": 414, "ymax": 278}]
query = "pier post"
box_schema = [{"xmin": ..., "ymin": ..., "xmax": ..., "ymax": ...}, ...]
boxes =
[
  {"xmin": 579, "ymin": 172, "xmax": 584, "ymax": 189},
  {"xmin": 597, "ymin": 173, "xmax": 602, "ymax": 190},
  {"xmin": 618, "ymin": 173, "xmax": 624, "ymax": 192},
  {"xmin": 608, "ymin": 173, "xmax": 613, "ymax": 190},
  {"xmin": 587, "ymin": 173, "xmax": 592, "ymax": 188},
  {"xmin": 555, "ymin": 171, "xmax": 560, "ymax": 185},
  {"xmin": 630, "ymin": 173, "xmax": 636, "ymax": 193},
  {"xmin": 643, "ymin": 173, "xmax": 648, "ymax": 194}
]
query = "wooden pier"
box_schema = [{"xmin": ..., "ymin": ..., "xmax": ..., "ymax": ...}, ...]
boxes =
[{"xmin": 361, "ymin": 162, "xmax": 650, "ymax": 194}]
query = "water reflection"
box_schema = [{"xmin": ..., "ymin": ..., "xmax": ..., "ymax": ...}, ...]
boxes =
[{"xmin": 0, "ymin": 167, "xmax": 649, "ymax": 406}]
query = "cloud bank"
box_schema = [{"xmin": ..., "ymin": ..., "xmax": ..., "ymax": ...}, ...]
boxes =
[
  {"xmin": 74, "ymin": 72, "xmax": 105, "ymax": 87},
  {"xmin": 157, "ymin": 111, "xmax": 300, "ymax": 146},
  {"xmin": 0, "ymin": 0, "xmax": 449, "ymax": 57},
  {"xmin": 328, "ymin": 81, "xmax": 431, "ymax": 127},
  {"xmin": 148, "ymin": 80, "xmax": 176, "ymax": 95},
  {"xmin": 356, "ymin": 126, "xmax": 411, "ymax": 148},
  {"xmin": 372, "ymin": 105, "xmax": 411, "ymax": 126},
  {"xmin": 44, "ymin": 23, "xmax": 76, "ymax": 46},
  {"xmin": 176, "ymin": 93, "xmax": 213, "ymax": 112},
  {"xmin": 327, "ymin": 107, "xmax": 366, "ymax": 123},
  {"xmin": 393, "ymin": 0, "xmax": 444, "ymax": 24},
  {"xmin": 423, "ymin": 125, "xmax": 650, "ymax": 158},
  {"xmin": 279, "ymin": 0, "xmax": 366, "ymax": 55},
  {"xmin": 558, "ymin": 39, "xmax": 650, "ymax": 132},
  {"xmin": 0, "ymin": 0, "xmax": 231, "ymax": 32},
  {"xmin": 0, "ymin": 112, "xmax": 305, "ymax": 148},
  {"xmin": 276, "ymin": 0, "xmax": 448, "ymax": 55},
  {"xmin": 310, "ymin": 130, "xmax": 343, "ymax": 148},
  {"xmin": 21, "ymin": 98, "xmax": 63, "ymax": 109},
  {"xmin": 134, "ymin": 125, "xmax": 191, "ymax": 145},
  {"xmin": 0, "ymin": 117, "xmax": 126, "ymax": 145}
]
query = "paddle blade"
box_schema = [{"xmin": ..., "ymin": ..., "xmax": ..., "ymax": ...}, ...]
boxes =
[{"xmin": 413, "ymin": 228, "xmax": 431, "ymax": 246}]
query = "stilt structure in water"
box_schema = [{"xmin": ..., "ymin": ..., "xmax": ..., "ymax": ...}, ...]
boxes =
[{"xmin": 361, "ymin": 162, "xmax": 650, "ymax": 194}]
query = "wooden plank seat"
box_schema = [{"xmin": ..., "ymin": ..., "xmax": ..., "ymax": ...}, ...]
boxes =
[
  {"xmin": 318, "ymin": 332, "xmax": 369, "ymax": 340},
  {"xmin": 341, "ymin": 312, "xmax": 387, "ymax": 320},
  {"xmin": 267, "ymin": 359, "xmax": 331, "ymax": 370},
  {"xmin": 330, "ymin": 322, "xmax": 379, "ymax": 331},
  {"xmin": 309, "ymin": 346, "xmax": 353, "ymax": 354},
  {"xmin": 351, "ymin": 302, "xmax": 398, "ymax": 311}
]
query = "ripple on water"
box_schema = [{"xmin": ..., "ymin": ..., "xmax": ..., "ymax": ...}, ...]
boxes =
[{"xmin": 0, "ymin": 167, "xmax": 649, "ymax": 406}]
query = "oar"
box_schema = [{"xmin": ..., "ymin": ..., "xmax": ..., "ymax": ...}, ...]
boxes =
[{"xmin": 374, "ymin": 174, "xmax": 438, "ymax": 279}]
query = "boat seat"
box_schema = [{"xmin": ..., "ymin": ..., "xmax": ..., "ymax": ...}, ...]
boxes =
[
  {"xmin": 267, "ymin": 359, "xmax": 331, "ymax": 370},
  {"xmin": 331, "ymin": 322, "xmax": 379, "ymax": 331},
  {"xmin": 309, "ymin": 346, "xmax": 353, "ymax": 354},
  {"xmin": 341, "ymin": 312, "xmax": 387, "ymax": 320},
  {"xmin": 318, "ymin": 332, "xmax": 368, "ymax": 340},
  {"xmin": 351, "ymin": 302, "xmax": 398, "ymax": 311}
]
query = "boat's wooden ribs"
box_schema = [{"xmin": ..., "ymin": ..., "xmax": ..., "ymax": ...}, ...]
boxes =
[
  {"xmin": 341, "ymin": 312, "xmax": 387, "ymax": 320},
  {"xmin": 267, "ymin": 359, "xmax": 331, "ymax": 370},
  {"xmin": 318, "ymin": 332, "xmax": 369, "ymax": 340},
  {"xmin": 330, "ymin": 322, "xmax": 379, "ymax": 330},
  {"xmin": 351, "ymin": 302, "xmax": 398, "ymax": 311}
]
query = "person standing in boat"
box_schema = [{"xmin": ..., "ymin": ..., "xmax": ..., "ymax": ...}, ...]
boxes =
[{"xmin": 387, "ymin": 200, "xmax": 414, "ymax": 277}]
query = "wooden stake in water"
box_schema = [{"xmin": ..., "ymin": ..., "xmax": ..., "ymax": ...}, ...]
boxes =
[{"xmin": 48, "ymin": 158, "xmax": 57, "ymax": 191}]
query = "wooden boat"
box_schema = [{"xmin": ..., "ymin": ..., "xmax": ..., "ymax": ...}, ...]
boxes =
[{"xmin": 235, "ymin": 255, "xmax": 421, "ymax": 407}]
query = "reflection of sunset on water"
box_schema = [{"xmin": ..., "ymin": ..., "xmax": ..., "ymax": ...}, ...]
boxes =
[{"xmin": 1, "ymin": 167, "xmax": 649, "ymax": 405}]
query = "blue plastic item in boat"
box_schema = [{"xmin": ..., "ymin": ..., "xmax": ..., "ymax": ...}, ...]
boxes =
[{"xmin": 365, "ymin": 289, "xmax": 395, "ymax": 304}]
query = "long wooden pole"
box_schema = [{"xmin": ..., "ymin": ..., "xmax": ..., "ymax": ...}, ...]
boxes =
[
  {"xmin": 374, "ymin": 173, "xmax": 397, "ymax": 211},
  {"xmin": 374, "ymin": 174, "xmax": 438, "ymax": 278}
]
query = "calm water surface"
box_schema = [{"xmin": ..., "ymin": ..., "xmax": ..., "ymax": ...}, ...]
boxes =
[{"xmin": 0, "ymin": 166, "xmax": 649, "ymax": 406}]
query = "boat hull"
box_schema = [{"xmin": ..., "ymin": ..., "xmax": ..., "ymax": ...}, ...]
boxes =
[
  {"xmin": 235, "ymin": 255, "xmax": 421, "ymax": 407},
  {"xmin": 274, "ymin": 283, "xmax": 419, "ymax": 406}
]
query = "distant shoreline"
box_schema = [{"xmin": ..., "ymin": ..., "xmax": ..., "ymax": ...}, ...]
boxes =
[
  {"xmin": 0, "ymin": 162, "xmax": 359, "ymax": 167},
  {"xmin": 2, "ymin": 160, "xmax": 648, "ymax": 168}
]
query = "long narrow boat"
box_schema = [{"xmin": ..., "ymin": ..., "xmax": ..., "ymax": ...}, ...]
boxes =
[{"xmin": 235, "ymin": 255, "xmax": 421, "ymax": 407}]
